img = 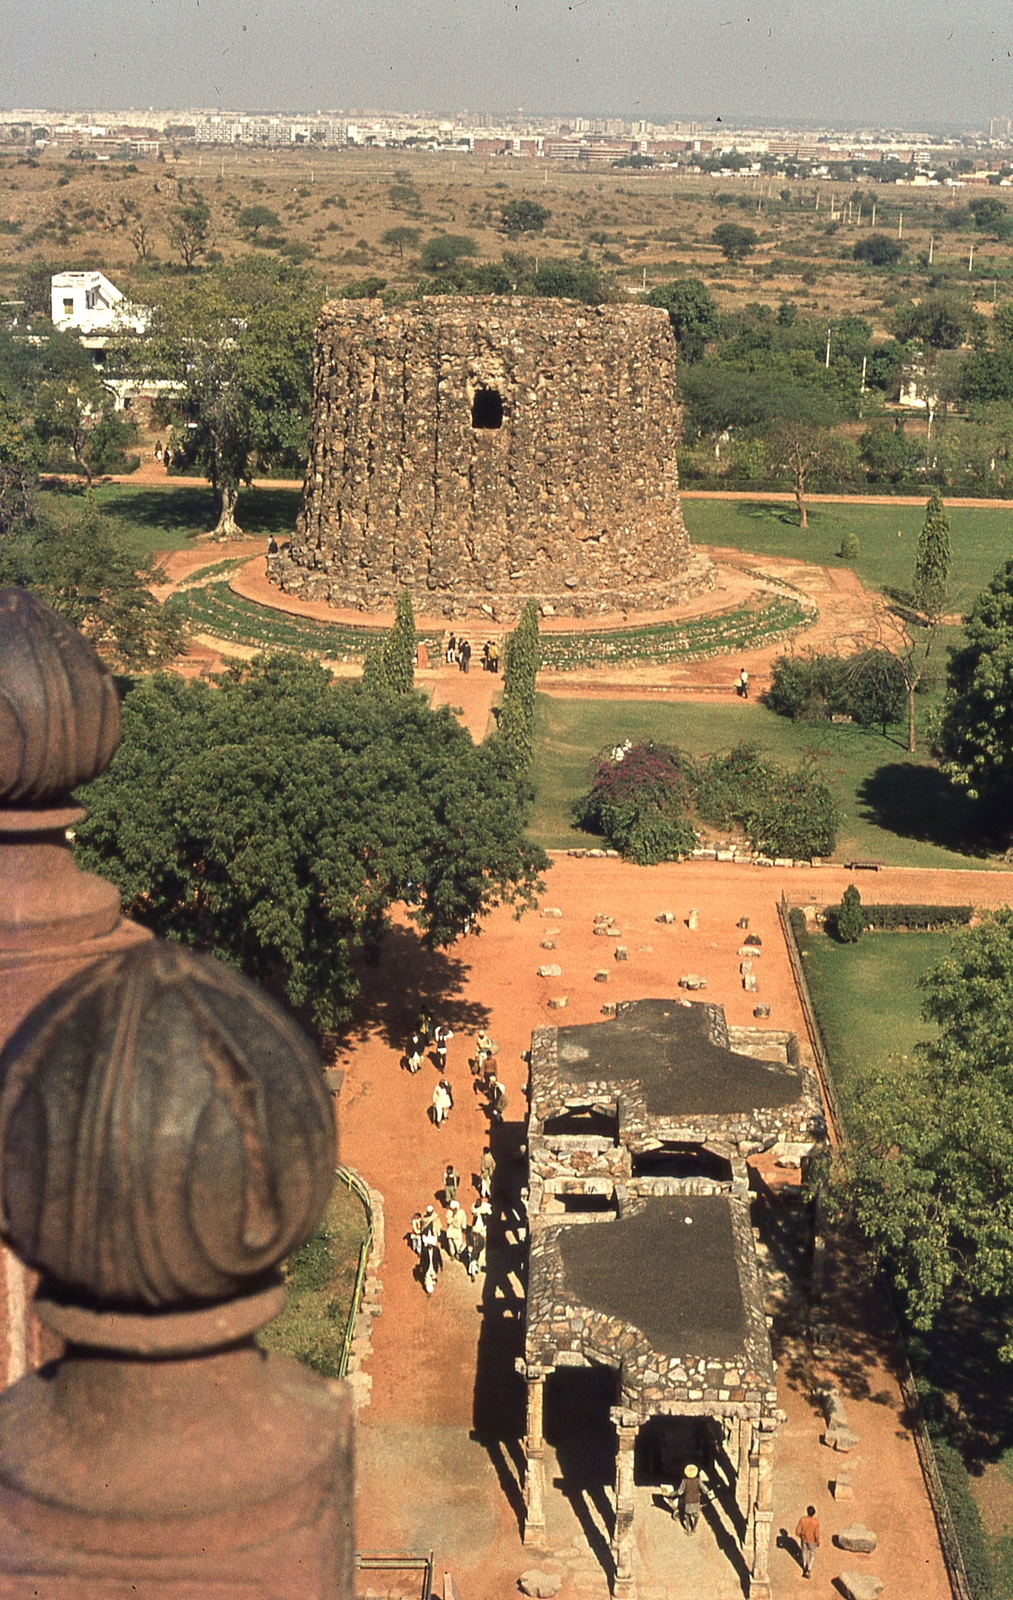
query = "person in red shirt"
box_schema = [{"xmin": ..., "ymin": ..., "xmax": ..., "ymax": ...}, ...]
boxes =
[{"xmin": 795, "ymin": 1506, "xmax": 820, "ymax": 1578}]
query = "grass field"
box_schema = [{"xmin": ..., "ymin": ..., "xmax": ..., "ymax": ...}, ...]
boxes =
[
  {"xmin": 797, "ymin": 929, "xmax": 942, "ymax": 1111},
  {"xmin": 682, "ymin": 498, "xmax": 1013, "ymax": 603},
  {"xmin": 529, "ymin": 693, "xmax": 993, "ymax": 867},
  {"xmin": 257, "ymin": 1173, "xmax": 369, "ymax": 1378},
  {"xmin": 39, "ymin": 482, "xmax": 303, "ymax": 560},
  {"xmin": 800, "ymin": 928, "xmax": 1013, "ymax": 1599}
]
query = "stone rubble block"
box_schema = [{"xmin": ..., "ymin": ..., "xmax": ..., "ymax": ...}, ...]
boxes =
[
  {"xmin": 542, "ymin": 908, "xmax": 563, "ymax": 919},
  {"xmin": 548, "ymin": 997, "xmax": 569, "ymax": 1010},
  {"xmin": 519, "ymin": 1571, "xmax": 562, "ymax": 1598},
  {"xmin": 837, "ymin": 1572, "xmax": 884, "ymax": 1600},
  {"xmin": 538, "ymin": 965, "xmax": 563, "ymax": 978},
  {"xmin": 835, "ymin": 1525, "xmax": 878, "ymax": 1554}
]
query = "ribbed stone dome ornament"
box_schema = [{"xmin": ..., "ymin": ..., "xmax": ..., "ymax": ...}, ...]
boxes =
[
  {"xmin": 0, "ymin": 591, "xmax": 354, "ymax": 1598},
  {"xmin": 0, "ymin": 941, "xmax": 336, "ymax": 1312},
  {"xmin": 0, "ymin": 587, "xmax": 120, "ymax": 810}
]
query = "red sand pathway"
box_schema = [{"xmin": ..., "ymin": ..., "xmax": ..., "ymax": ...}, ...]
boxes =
[{"xmin": 336, "ymin": 856, "xmax": 991, "ymax": 1600}]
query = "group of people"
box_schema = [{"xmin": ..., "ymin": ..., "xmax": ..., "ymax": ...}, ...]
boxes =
[
  {"xmin": 153, "ymin": 442, "xmax": 174, "ymax": 469},
  {"xmin": 405, "ymin": 1015, "xmax": 506, "ymax": 1128},
  {"xmin": 444, "ymin": 636, "xmax": 500, "ymax": 674},
  {"xmin": 406, "ymin": 1157, "xmax": 496, "ymax": 1292}
]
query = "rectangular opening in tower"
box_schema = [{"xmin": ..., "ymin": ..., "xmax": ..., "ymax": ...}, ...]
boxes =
[{"xmin": 471, "ymin": 387, "xmax": 503, "ymax": 429}]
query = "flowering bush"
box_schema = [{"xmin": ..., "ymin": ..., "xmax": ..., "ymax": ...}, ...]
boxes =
[{"xmin": 574, "ymin": 741, "xmax": 697, "ymax": 864}]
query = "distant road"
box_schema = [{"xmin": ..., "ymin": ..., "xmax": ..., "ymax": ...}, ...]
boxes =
[{"xmin": 42, "ymin": 474, "xmax": 1013, "ymax": 512}]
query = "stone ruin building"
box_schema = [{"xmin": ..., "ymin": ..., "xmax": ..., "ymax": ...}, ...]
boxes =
[
  {"xmin": 268, "ymin": 296, "xmax": 714, "ymax": 619},
  {"xmin": 520, "ymin": 998, "xmax": 825, "ymax": 1600}
]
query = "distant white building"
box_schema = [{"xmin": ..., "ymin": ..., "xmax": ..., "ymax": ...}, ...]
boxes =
[{"xmin": 51, "ymin": 271, "xmax": 148, "ymax": 337}]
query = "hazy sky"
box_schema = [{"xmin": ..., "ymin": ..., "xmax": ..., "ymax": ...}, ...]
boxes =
[{"xmin": 3, "ymin": 0, "xmax": 1012, "ymax": 128}]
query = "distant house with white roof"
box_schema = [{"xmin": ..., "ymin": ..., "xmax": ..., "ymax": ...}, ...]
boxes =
[{"xmin": 51, "ymin": 272, "xmax": 148, "ymax": 337}]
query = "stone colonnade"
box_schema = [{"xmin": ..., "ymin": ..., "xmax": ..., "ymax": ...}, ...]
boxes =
[{"xmin": 521, "ymin": 1369, "xmax": 776, "ymax": 1600}]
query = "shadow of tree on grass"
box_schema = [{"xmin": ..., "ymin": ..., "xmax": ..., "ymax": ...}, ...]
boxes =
[{"xmin": 858, "ymin": 762, "xmax": 992, "ymax": 857}]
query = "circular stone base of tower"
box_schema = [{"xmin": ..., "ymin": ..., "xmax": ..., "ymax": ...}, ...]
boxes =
[
  {"xmin": 277, "ymin": 295, "xmax": 702, "ymax": 620},
  {"xmin": 267, "ymin": 549, "xmax": 716, "ymax": 622}
]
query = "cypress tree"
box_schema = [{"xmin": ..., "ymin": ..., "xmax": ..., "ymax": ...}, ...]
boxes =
[
  {"xmin": 498, "ymin": 599, "xmax": 541, "ymax": 764},
  {"xmin": 836, "ymin": 883, "xmax": 865, "ymax": 943},
  {"xmin": 382, "ymin": 590, "xmax": 415, "ymax": 694},
  {"xmin": 914, "ymin": 490, "xmax": 952, "ymax": 618}
]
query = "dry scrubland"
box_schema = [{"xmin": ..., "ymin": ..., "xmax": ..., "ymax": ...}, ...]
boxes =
[{"xmin": 1, "ymin": 145, "xmax": 1007, "ymax": 325}]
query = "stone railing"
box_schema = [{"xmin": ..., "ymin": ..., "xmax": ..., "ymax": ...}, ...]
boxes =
[{"xmin": 0, "ymin": 589, "xmax": 354, "ymax": 1598}]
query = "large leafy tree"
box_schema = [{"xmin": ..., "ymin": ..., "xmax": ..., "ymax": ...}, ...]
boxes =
[
  {"xmin": 845, "ymin": 910, "xmax": 1013, "ymax": 1353},
  {"xmin": 133, "ymin": 258, "xmax": 322, "ymax": 538},
  {"xmin": 645, "ymin": 278, "xmax": 719, "ymax": 363},
  {"xmin": 73, "ymin": 656, "xmax": 546, "ymax": 1028},
  {"xmin": 0, "ymin": 504, "xmax": 184, "ymax": 669},
  {"xmin": 937, "ymin": 558, "xmax": 1013, "ymax": 796}
]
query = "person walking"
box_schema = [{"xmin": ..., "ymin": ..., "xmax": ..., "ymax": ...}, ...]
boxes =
[
  {"xmin": 420, "ymin": 1237, "xmax": 442, "ymax": 1294},
  {"xmin": 418, "ymin": 1009, "xmax": 434, "ymax": 1046},
  {"xmin": 434, "ymin": 1023, "xmax": 453, "ymax": 1073},
  {"xmin": 446, "ymin": 634, "xmax": 457, "ymax": 665},
  {"xmin": 488, "ymin": 1075, "xmax": 508, "ymax": 1123},
  {"xmin": 487, "ymin": 639, "xmax": 500, "ymax": 674},
  {"xmin": 459, "ymin": 639, "xmax": 471, "ymax": 674},
  {"xmin": 473, "ymin": 1030, "xmax": 497, "ymax": 1078},
  {"xmin": 479, "ymin": 1147, "xmax": 495, "ymax": 1199},
  {"xmin": 444, "ymin": 1199, "xmax": 466, "ymax": 1259},
  {"xmin": 406, "ymin": 1030, "xmax": 424, "ymax": 1074},
  {"xmin": 407, "ymin": 1212, "xmax": 424, "ymax": 1256},
  {"xmin": 467, "ymin": 1198, "xmax": 491, "ymax": 1278},
  {"xmin": 431, "ymin": 1077, "xmax": 453, "ymax": 1127},
  {"xmin": 737, "ymin": 666, "xmax": 750, "ymax": 699},
  {"xmin": 795, "ymin": 1506, "xmax": 820, "ymax": 1579},
  {"xmin": 675, "ymin": 1464, "xmax": 704, "ymax": 1533},
  {"xmin": 443, "ymin": 1164, "xmax": 459, "ymax": 1204}
]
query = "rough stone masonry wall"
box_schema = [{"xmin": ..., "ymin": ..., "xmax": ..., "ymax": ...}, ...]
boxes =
[{"xmin": 269, "ymin": 295, "xmax": 713, "ymax": 620}]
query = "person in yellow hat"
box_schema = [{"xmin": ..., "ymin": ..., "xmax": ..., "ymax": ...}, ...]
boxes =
[{"xmin": 676, "ymin": 1463, "xmax": 704, "ymax": 1533}]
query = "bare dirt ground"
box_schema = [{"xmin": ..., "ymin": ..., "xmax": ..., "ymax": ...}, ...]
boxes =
[{"xmin": 335, "ymin": 855, "xmax": 995, "ymax": 1600}]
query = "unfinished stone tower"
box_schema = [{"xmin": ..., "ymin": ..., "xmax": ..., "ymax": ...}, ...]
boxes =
[{"xmin": 269, "ymin": 296, "xmax": 712, "ymax": 620}]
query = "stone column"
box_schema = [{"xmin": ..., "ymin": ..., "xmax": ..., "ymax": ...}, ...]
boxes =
[
  {"xmin": 0, "ymin": 591, "xmax": 153, "ymax": 1392},
  {"xmin": 748, "ymin": 1429, "xmax": 776, "ymax": 1600},
  {"xmin": 0, "ymin": 939, "xmax": 354, "ymax": 1599},
  {"xmin": 523, "ymin": 1370, "xmax": 547, "ymax": 1545},
  {"xmin": 736, "ymin": 1416, "xmax": 753, "ymax": 1520},
  {"xmin": 611, "ymin": 1421, "xmax": 639, "ymax": 1600}
]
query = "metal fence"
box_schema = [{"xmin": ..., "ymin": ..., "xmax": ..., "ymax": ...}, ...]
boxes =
[{"xmin": 335, "ymin": 1165, "xmax": 374, "ymax": 1381}]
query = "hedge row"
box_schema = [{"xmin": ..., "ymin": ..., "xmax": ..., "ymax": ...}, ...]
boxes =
[
  {"xmin": 860, "ymin": 904, "xmax": 973, "ymax": 931},
  {"xmin": 498, "ymin": 600, "xmax": 540, "ymax": 765}
]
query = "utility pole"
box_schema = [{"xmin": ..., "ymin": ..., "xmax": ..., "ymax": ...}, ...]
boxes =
[
  {"xmin": 861, "ymin": 354, "xmax": 867, "ymax": 392},
  {"xmin": 815, "ymin": 189, "xmax": 820, "ymax": 211},
  {"xmin": 825, "ymin": 326, "xmax": 832, "ymax": 368},
  {"xmin": 928, "ymin": 235, "xmax": 934, "ymax": 264},
  {"xmin": 969, "ymin": 243, "xmax": 974, "ymax": 273},
  {"xmin": 898, "ymin": 210, "xmax": 903, "ymax": 239},
  {"xmin": 871, "ymin": 201, "xmax": 876, "ymax": 227}
]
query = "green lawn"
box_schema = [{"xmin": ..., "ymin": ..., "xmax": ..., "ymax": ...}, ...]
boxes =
[
  {"xmin": 797, "ymin": 929, "xmax": 942, "ymax": 1111},
  {"xmin": 257, "ymin": 1172, "xmax": 369, "ymax": 1378},
  {"xmin": 529, "ymin": 694, "xmax": 995, "ymax": 867},
  {"xmin": 39, "ymin": 482, "xmax": 302, "ymax": 560},
  {"xmin": 800, "ymin": 928, "xmax": 1013, "ymax": 1599},
  {"xmin": 682, "ymin": 498, "xmax": 1013, "ymax": 603}
]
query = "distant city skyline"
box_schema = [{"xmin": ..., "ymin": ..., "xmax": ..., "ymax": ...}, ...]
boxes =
[{"xmin": 3, "ymin": 0, "xmax": 1012, "ymax": 130}]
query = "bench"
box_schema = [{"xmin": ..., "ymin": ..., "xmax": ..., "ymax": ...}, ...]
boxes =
[{"xmin": 845, "ymin": 858, "xmax": 883, "ymax": 871}]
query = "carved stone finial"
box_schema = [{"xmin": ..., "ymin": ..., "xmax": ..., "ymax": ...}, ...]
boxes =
[
  {"xmin": 0, "ymin": 941, "xmax": 336, "ymax": 1312},
  {"xmin": 0, "ymin": 588, "xmax": 120, "ymax": 813}
]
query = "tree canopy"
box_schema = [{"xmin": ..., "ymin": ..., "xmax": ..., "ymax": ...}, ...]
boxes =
[
  {"xmin": 853, "ymin": 232, "xmax": 903, "ymax": 267},
  {"xmin": 644, "ymin": 277, "xmax": 720, "ymax": 362},
  {"xmin": 845, "ymin": 910, "xmax": 1013, "ymax": 1353},
  {"xmin": 131, "ymin": 257, "xmax": 321, "ymax": 537},
  {"xmin": 73, "ymin": 656, "xmax": 547, "ymax": 1029},
  {"xmin": 712, "ymin": 221, "xmax": 759, "ymax": 261},
  {"xmin": 499, "ymin": 199, "xmax": 551, "ymax": 239},
  {"xmin": 937, "ymin": 558, "xmax": 1013, "ymax": 797}
]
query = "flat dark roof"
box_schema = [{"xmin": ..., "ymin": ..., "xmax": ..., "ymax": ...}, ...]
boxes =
[
  {"xmin": 558, "ymin": 1195, "xmax": 748, "ymax": 1360},
  {"xmin": 553, "ymin": 999, "xmax": 800, "ymax": 1117}
]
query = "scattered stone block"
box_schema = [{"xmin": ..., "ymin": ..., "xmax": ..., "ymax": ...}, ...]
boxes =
[
  {"xmin": 737, "ymin": 916, "xmax": 750, "ymax": 929},
  {"xmin": 837, "ymin": 1572, "xmax": 884, "ymax": 1600},
  {"xmin": 835, "ymin": 1525, "xmax": 878, "ymax": 1554},
  {"xmin": 774, "ymin": 857, "xmax": 793, "ymax": 868},
  {"xmin": 605, "ymin": 850, "xmax": 620, "ymax": 858},
  {"xmin": 537, "ymin": 964, "xmax": 562, "ymax": 977},
  {"xmin": 541, "ymin": 907, "xmax": 563, "ymax": 919},
  {"xmin": 737, "ymin": 945, "xmax": 761, "ymax": 958},
  {"xmin": 547, "ymin": 997, "xmax": 568, "ymax": 1010},
  {"xmin": 594, "ymin": 970, "xmax": 609, "ymax": 983},
  {"xmin": 834, "ymin": 1429, "xmax": 861, "ymax": 1452},
  {"xmin": 743, "ymin": 973, "xmax": 757, "ymax": 992},
  {"xmin": 744, "ymin": 933, "xmax": 763, "ymax": 946},
  {"xmin": 656, "ymin": 911, "xmax": 676, "ymax": 923},
  {"xmin": 605, "ymin": 927, "xmax": 623, "ymax": 938},
  {"xmin": 586, "ymin": 848, "xmax": 606, "ymax": 858},
  {"xmin": 679, "ymin": 974, "xmax": 707, "ymax": 990},
  {"xmin": 832, "ymin": 1474, "xmax": 854, "ymax": 1501},
  {"xmin": 540, "ymin": 938, "xmax": 557, "ymax": 950},
  {"xmin": 716, "ymin": 849, "xmax": 735, "ymax": 861},
  {"xmin": 601, "ymin": 1002, "xmax": 616, "ymax": 1015},
  {"xmin": 740, "ymin": 960, "xmax": 753, "ymax": 975},
  {"xmin": 614, "ymin": 946, "xmax": 628, "ymax": 962},
  {"xmin": 519, "ymin": 1571, "xmax": 562, "ymax": 1599},
  {"xmin": 687, "ymin": 909, "xmax": 699, "ymax": 930},
  {"xmin": 753, "ymin": 1004, "xmax": 771, "ymax": 1018}
]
